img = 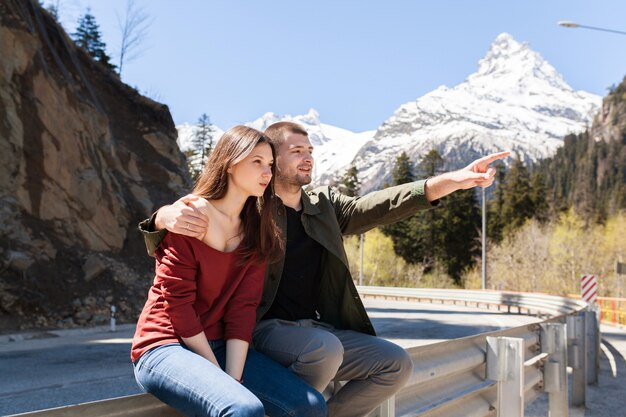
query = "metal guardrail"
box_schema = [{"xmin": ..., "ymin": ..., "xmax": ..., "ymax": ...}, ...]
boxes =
[
  {"xmin": 358, "ymin": 287, "xmax": 588, "ymax": 316},
  {"xmin": 360, "ymin": 287, "xmax": 598, "ymax": 417},
  {"xmin": 8, "ymin": 287, "xmax": 598, "ymax": 417}
]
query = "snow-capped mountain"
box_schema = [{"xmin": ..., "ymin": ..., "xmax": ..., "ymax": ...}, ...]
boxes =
[
  {"xmin": 177, "ymin": 109, "xmax": 374, "ymax": 184},
  {"xmin": 177, "ymin": 33, "xmax": 601, "ymax": 194},
  {"xmin": 247, "ymin": 109, "xmax": 374, "ymax": 182},
  {"xmin": 354, "ymin": 33, "xmax": 601, "ymax": 193}
]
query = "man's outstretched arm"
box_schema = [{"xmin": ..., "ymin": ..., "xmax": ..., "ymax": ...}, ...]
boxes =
[{"xmin": 333, "ymin": 151, "xmax": 510, "ymax": 235}]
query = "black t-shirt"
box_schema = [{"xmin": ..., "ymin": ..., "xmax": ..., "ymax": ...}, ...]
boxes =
[{"xmin": 262, "ymin": 206, "xmax": 324, "ymax": 321}]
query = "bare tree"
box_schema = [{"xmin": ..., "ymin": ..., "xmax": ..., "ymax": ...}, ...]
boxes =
[
  {"xmin": 44, "ymin": 0, "xmax": 61, "ymax": 20},
  {"xmin": 116, "ymin": 0, "xmax": 152, "ymax": 76}
]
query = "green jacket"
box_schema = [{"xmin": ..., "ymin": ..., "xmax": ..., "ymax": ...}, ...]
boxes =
[{"xmin": 139, "ymin": 180, "xmax": 435, "ymax": 336}]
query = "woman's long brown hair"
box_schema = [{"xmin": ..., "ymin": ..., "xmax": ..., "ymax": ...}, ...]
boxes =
[{"xmin": 192, "ymin": 125, "xmax": 283, "ymax": 263}]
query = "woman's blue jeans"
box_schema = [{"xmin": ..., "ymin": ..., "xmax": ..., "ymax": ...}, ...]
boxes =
[{"xmin": 133, "ymin": 341, "xmax": 327, "ymax": 417}]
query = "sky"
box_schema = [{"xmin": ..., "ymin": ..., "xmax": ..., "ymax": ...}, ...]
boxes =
[{"xmin": 46, "ymin": 0, "xmax": 626, "ymax": 132}]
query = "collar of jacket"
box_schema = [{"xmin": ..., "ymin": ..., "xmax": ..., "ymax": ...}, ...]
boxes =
[{"xmin": 300, "ymin": 188, "xmax": 321, "ymax": 215}]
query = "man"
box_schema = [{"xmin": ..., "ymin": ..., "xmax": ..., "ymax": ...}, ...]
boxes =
[{"xmin": 140, "ymin": 121, "xmax": 509, "ymax": 417}]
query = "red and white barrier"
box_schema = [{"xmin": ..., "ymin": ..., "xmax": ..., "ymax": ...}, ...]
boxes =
[{"xmin": 581, "ymin": 274, "xmax": 597, "ymax": 304}]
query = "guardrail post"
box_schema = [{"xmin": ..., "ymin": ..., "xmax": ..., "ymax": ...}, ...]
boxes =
[
  {"xmin": 567, "ymin": 314, "xmax": 586, "ymax": 407},
  {"xmin": 486, "ymin": 336, "xmax": 524, "ymax": 417},
  {"xmin": 585, "ymin": 308, "xmax": 600, "ymax": 384},
  {"xmin": 367, "ymin": 397, "xmax": 395, "ymax": 417},
  {"xmin": 541, "ymin": 323, "xmax": 568, "ymax": 417}
]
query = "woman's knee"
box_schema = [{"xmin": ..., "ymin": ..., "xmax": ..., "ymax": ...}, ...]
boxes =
[
  {"xmin": 297, "ymin": 389, "xmax": 328, "ymax": 417},
  {"xmin": 225, "ymin": 394, "xmax": 265, "ymax": 417},
  {"xmin": 310, "ymin": 390, "xmax": 328, "ymax": 417}
]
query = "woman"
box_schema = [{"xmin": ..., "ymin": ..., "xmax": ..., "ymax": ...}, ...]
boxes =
[{"xmin": 131, "ymin": 126, "xmax": 326, "ymax": 417}]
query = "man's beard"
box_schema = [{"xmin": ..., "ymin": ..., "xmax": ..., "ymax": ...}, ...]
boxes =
[{"xmin": 276, "ymin": 169, "xmax": 312, "ymax": 188}]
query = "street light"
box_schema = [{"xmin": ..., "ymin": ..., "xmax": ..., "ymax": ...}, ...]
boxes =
[
  {"xmin": 558, "ymin": 21, "xmax": 626, "ymax": 36},
  {"xmin": 481, "ymin": 188, "xmax": 486, "ymax": 290}
]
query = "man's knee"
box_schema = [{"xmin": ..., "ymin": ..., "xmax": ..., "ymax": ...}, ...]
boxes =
[
  {"xmin": 386, "ymin": 343, "xmax": 413, "ymax": 386},
  {"xmin": 298, "ymin": 331, "xmax": 344, "ymax": 371}
]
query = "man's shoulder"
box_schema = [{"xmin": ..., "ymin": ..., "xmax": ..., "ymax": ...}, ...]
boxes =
[
  {"xmin": 304, "ymin": 185, "xmax": 332, "ymax": 197},
  {"xmin": 301, "ymin": 186, "xmax": 336, "ymax": 213},
  {"xmin": 303, "ymin": 185, "xmax": 337, "ymax": 204}
]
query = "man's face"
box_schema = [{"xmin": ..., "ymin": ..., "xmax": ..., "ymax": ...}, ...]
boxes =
[{"xmin": 275, "ymin": 133, "xmax": 314, "ymax": 188}]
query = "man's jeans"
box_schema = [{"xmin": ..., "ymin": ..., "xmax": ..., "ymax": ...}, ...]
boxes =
[
  {"xmin": 134, "ymin": 340, "xmax": 327, "ymax": 417},
  {"xmin": 253, "ymin": 319, "xmax": 413, "ymax": 417}
]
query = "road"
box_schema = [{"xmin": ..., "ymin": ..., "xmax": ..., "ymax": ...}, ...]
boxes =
[{"xmin": 0, "ymin": 298, "xmax": 546, "ymax": 416}]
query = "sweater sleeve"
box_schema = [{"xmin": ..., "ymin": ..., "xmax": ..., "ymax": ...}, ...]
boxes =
[
  {"xmin": 222, "ymin": 259, "xmax": 266, "ymax": 343},
  {"xmin": 155, "ymin": 233, "xmax": 203, "ymax": 338}
]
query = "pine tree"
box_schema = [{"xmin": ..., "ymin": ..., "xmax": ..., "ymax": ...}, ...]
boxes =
[
  {"xmin": 530, "ymin": 170, "xmax": 549, "ymax": 223},
  {"xmin": 340, "ymin": 164, "xmax": 360, "ymax": 197},
  {"xmin": 187, "ymin": 113, "xmax": 216, "ymax": 180},
  {"xmin": 382, "ymin": 150, "xmax": 445, "ymax": 273},
  {"xmin": 418, "ymin": 149, "xmax": 443, "ymax": 177},
  {"xmin": 192, "ymin": 114, "xmax": 215, "ymax": 164},
  {"xmin": 72, "ymin": 10, "xmax": 116, "ymax": 70},
  {"xmin": 392, "ymin": 151, "xmax": 415, "ymax": 184},
  {"xmin": 438, "ymin": 189, "xmax": 481, "ymax": 282},
  {"xmin": 415, "ymin": 149, "xmax": 445, "ymax": 271},
  {"xmin": 382, "ymin": 149, "xmax": 480, "ymax": 283},
  {"xmin": 381, "ymin": 152, "xmax": 421, "ymax": 264},
  {"xmin": 500, "ymin": 159, "xmax": 534, "ymax": 237}
]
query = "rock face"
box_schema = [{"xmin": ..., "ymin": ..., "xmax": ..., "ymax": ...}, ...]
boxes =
[
  {"xmin": 0, "ymin": 0, "xmax": 190, "ymax": 331},
  {"xmin": 590, "ymin": 78, "xmax": 626, "ymax": 144}
]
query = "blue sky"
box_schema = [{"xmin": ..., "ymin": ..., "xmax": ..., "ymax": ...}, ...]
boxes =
[{"xmin": 49, "ymin": 0, "xmax": 626, "ymax": 132}]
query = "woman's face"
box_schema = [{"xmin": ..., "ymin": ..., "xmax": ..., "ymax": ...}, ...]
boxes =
[{"xmin": 228, "ymin": 142, "xmax": 274, "ymax": 198}]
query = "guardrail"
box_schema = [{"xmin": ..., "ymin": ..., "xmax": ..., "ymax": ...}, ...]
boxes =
[
  {"xmin": 358, "ymin": 287, "xmax": 599, "ymax": 417},
  {"xmin": 8, "ymin": 287, "xmax": 599, "ymax": 417}
]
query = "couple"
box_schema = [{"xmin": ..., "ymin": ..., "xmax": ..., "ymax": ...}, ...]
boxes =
[{"xmin": 131, "ymin": 122, "xmax": 509, "ymax": 417}]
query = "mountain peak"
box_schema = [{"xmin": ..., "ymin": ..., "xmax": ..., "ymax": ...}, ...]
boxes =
[
  {"xmin": 469, "ymin": 33, "xmax": 569, "ymax": 91},
  {"xmin": 298, "ymin": 108, "xmax": 321, "ymax": 125}
]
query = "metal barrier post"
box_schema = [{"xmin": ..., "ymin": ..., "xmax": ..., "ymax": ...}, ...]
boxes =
[
  {"xmin": 541, "ymin": 323, "xmax": 568, "ymax": 417},
  {"xmin": 585, "ymin": 308, "xmax": 600, "ymax": 384},
  {"xmin": 487, "ymin": 336, "xmax": 524, "ymax": 417},
  {"xmin": 567, "ymin": 314, "xmax": 586, "ymax": 407},
  {"xmin": 367, "ymin": 397, "xmax": 395, "ymax": 417}
]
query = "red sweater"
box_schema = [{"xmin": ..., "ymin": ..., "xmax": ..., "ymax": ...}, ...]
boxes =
[{"xmin": 131, "ymin": 232, "xmax": 265, "ymax": 362}]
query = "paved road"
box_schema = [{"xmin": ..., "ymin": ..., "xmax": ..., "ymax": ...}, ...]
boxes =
[{"xmin": 0, "ymin": 298, "xmax": 559, "ymax": 416}]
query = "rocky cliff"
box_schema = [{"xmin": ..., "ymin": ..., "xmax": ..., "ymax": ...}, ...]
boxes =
[
  {"xmin": 0, "ymin": 0, "xmax": 190, "ymax": 331},
  {"xmin": 590, "ymin": 77, "xmax": 626, "ymax": 144}
]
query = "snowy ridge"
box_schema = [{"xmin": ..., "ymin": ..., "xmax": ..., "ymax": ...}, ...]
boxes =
[
  {"xmin": 247, "ymin": 109, "xmax": 374, "ymax": 183},
  {"xmin": 177, "ymin": 109, "xmax": 374, "ymax": 184},
  {"xmin": 177, "ymin": 33, "xmax": 600, "ymax": 194},
  {"xmin": 355, "ymin": 33, "xmax": 600, "ymax": 192}
]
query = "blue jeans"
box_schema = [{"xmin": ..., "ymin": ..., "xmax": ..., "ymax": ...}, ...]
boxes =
[{"xmin": 134, "ymin": 341, "xmax": 327, "ymax": 417}]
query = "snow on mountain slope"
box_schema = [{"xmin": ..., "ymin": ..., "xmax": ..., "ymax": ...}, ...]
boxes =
[
  {"xmin": 354, "ymin": 33, "xmax": 601, "ymax": 193},
  {"xmin": 177, "ymin": 33, "xmax": 601, "ymax": 194}
]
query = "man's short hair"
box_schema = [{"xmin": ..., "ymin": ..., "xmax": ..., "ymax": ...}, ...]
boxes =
[{"xmin": 264, "ymin": 122, "xmax": 308, "ymax": 148}]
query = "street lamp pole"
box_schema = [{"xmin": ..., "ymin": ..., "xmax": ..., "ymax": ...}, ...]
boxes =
[
  {"xmin": 558, "ymin": 21, "xmax": 626, "ymax": 36},
  {"xmin": 481, "ymin": 187, "xmax": 486, "ymax": 290}
]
